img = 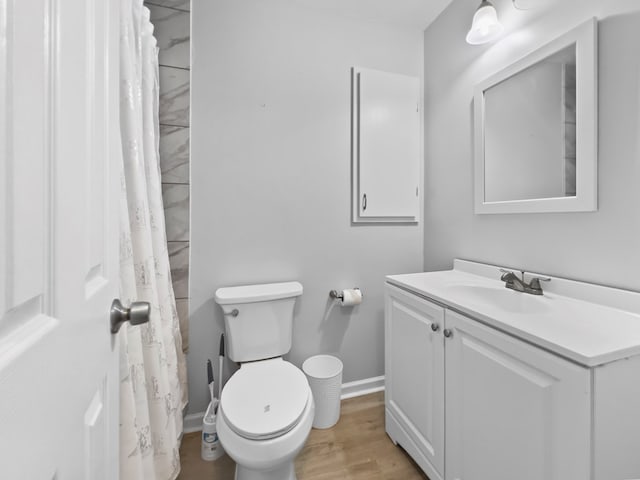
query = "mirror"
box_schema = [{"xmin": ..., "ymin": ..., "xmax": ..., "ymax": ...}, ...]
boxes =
[
  {"xmin": 474, "ymin": 19, "xmax": 597, "ymax": 214},
  {"xmin": 484, "ymin": 45, "xmax": 576, "ymax": 202}
]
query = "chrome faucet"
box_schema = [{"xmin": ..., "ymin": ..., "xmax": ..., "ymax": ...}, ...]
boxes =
[{"xmin": 499, "ymin": 269, "xmax": 550, "ymax": 296}]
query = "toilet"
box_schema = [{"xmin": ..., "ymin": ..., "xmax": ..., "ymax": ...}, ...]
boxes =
[{"xmin": 214, "ymin": 281, "xmax": 314, "ymax": 480}]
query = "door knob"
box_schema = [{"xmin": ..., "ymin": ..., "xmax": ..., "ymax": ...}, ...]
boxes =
[
  {"xmin": 431, "ymin": 323, "xmax": 440, "ymax": 332},
  {"xmin": 443, "ymin": 329, "xmax": 453, "ymax": 338},
  {"xmin": 110, "ymin": 298, "xmax": 150, "ymax": 334}
]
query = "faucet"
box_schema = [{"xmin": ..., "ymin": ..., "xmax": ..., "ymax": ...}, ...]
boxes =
[{"xmin": 499, "ymin": 269, "xmax": 550, "ymax": 296}]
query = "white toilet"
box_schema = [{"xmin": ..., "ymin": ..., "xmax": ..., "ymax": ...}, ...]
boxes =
[{"xmin": 214, "ymin": 281, "xmax": 315, "ymax": 480}]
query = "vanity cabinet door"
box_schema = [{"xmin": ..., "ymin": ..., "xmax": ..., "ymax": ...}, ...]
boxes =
[
  {"xmin": 385, "ymin": 285, "xmax": 445, "ymax": 480},
  {"xmin": 444, "ymin": 310, "xmax": 591, "ymax": 480}
]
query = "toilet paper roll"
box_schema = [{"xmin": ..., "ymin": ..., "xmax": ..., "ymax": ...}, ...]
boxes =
[{"xmin": 340, "ymin": 288, "xmax": 362, "ymax": 307}]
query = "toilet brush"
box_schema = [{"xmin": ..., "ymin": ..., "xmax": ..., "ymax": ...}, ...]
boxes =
[
  {"xmin": 206, "ymin": 359, "xmax": 216, "ymax": 413},
  {"xmin": 202, "ymin": 359, "xmax": 223, "ymax": 461},
  {"xmin": 216, "ymin": 334, "xmax": 225, "ymax": 413}
]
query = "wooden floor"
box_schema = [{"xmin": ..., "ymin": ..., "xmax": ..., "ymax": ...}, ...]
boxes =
[{"xmin": 177, "ymin": 391, "xmax": 429, "ymax": 480}]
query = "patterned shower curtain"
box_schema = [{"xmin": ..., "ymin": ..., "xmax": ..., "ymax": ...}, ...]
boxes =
[{"xmin": 118, "ymin": 1, "xmax": 188, "ymax": 479}]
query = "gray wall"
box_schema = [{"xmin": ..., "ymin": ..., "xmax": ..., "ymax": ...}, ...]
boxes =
[
  {"xmin": 189, "ymin": 0, "xmax": 424, "ymax": 414},
  {"xmin": 423, "ymin": 0, "xmax": 640, "ymax": 291}
]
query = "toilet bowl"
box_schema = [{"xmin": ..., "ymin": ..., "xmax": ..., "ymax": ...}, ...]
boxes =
[{"xmin": 217, "ymin": 358, "xmax": 314, "ymax": 480}]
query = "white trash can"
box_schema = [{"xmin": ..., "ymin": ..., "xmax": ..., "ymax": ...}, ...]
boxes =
[{"xmin": 302, "ymin": 355, "xmax": 343, "ymax": 429}]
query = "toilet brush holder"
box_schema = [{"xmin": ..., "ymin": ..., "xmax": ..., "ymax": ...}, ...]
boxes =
[{"xmin": 201, "ymin": 402, "xmax": 224, "ymax": 461}]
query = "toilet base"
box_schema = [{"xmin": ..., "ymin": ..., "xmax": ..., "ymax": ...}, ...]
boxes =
[{"xmin": 235, "ymin": 461, "xmax": 296, "ymax": 480}]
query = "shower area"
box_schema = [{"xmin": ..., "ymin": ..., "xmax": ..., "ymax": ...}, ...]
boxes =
[{"xmin": 119, "ymin": 0, "xmax": 191, "ymax": 478}]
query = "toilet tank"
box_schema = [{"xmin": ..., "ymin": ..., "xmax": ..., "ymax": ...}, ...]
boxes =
[{"xmin": 214, "ymin": 281, "xmax": 303, "ymax": 363}]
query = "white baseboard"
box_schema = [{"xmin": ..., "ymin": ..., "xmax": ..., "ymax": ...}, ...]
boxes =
[
  {"xmin": 184, "ymin": 411, "xmax": 206, "ymax": 434},
  {"xmin": 182, "ymin": 375, "xmax": 385, "ymax": 433},
  {"xmin": 340, "ymin": 375, "xmax": 385, "ymax": 400}
]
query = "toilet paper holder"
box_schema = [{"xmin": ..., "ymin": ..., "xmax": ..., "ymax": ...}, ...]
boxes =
[{"xmin": 329, "ymin": 288, "xmax": 362, "ymax": 300}]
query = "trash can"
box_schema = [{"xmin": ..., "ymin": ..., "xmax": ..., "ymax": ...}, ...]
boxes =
[{"xmin": 302, "ymin": 354, "xmax": 343, "ymax": 429}]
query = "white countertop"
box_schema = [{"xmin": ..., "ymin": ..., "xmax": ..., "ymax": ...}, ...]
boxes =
[{"xmin": 386, "ymin": 260, "xmax": 640, "ymax": 367}]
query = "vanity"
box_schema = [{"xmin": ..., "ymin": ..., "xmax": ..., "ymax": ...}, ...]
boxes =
[{"xmin": 384, "ymin": 259, "xmax": 640, "ymax": 480}]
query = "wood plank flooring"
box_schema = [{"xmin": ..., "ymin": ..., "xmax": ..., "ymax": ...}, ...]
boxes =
[{"xmin": 177, "ymin": 391, "xmax": 429, "ymax": 480}]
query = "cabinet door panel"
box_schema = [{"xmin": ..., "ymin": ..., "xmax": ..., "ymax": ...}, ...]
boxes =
[
  {"xmin": 385, "ymin": 285, "xmax": 444, "ymax": 477},
  {"xmin": 445, "ymin": 310, "xmax": 591, "ymax": 480},
  {"xmin": 352, "ymin": 67, "xmax": 420, "ymax": 222}
]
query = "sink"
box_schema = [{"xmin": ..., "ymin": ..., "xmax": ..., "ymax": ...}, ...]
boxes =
[
  {"xmin": 387, "ymin": 260, "xmax": 640, "ymax": 367},
  {"xmin": 444, "ymin": 284, "xmax": 551, "ymax": 314}
]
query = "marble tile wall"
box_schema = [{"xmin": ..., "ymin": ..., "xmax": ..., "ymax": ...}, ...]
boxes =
[
  {"xmin": 147, "ymin": 0, "xmax": 191, "ymax": 351},
  {"xmin": 563, "ymin": 64, "xmax": 576, "ymax": 197}
]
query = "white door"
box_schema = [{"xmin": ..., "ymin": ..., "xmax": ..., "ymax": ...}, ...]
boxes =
[
  {"xmin": 444, "ymin": 310, "xmax": 591, "ymax": 480},
  {"xmin": 1, "ymin": 0, "xmax": 126, "ymax": 478},
  {"xmin": 385, "ymin": 285, "xmax": 445, "ymax": 480}
]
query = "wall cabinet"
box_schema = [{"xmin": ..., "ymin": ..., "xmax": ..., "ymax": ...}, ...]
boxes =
[
  {"xmin": 351, "ymin": 67, "xmax": 420, "ymax": 224},
  {"xmin": 385, "ymin": 284, "xmax": 591, "ymax": 480}
]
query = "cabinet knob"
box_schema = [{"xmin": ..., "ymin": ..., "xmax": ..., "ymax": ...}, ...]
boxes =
[
  {"xmin": 443, "ymin": 329, "xmax": 453, "ymax": 338},
  {"xmin": 431, "ymin": 323, "xmax": 440, "ymax": 332}
]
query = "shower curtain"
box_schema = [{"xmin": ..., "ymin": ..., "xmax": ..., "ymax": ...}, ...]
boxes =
[{"xmin": 118, "ymin": 1, "xmax": 188, "ymax": 479}]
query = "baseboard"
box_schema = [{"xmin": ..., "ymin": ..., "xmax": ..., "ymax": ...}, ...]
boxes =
[
  {"xmin": 340, "ymin": 375, "xmax": 385, "ymax": 400},
  {"xmin": 182, "ymin": 375, "xmax": 386, "ymax": 433},
  {"xmin": 184, "ymin": 411, "xmax": 206, "ymax": 434}
]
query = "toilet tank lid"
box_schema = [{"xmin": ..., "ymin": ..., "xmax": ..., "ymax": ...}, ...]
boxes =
[{"xmin": 214, "ymin": 281, "xmax": 303, "ymax": 305}]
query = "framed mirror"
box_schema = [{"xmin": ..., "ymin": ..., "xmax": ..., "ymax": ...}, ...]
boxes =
[{"xmin": 474, "ymin": 18, "xmax": 597, "ymax": 214}]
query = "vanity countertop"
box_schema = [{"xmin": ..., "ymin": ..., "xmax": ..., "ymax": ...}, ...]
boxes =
[{"xmin": 387, "ymin": 260, "xmax": 640, "ymax": 367}]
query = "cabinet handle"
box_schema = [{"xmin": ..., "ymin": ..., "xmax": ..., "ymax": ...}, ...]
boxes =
[
  {"xmin": 443, "ymin": 329, "xmax": 453, "ymax": 338},
  {"xmin": 431, "ymin": 323, "xmax": 440, "ymax": 332},
  {"xmin": 362, "ymin": 193, "xmax": 367, "ymax": 211}
]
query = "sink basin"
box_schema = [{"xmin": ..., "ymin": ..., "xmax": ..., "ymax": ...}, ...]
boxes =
[{"xmin": 445, "ymin": 284, "xmax": 551, "ymax": 314}]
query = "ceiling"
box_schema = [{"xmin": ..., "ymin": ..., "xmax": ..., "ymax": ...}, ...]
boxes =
[{"xmin": 294, "ymin": 0, "xmax": 455, "ymax": 30}]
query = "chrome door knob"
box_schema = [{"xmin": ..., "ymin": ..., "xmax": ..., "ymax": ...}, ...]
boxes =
[
  {"xmin": 431, "ymin": 323, "xmax": 440, "ymax": 332},
  {"xmin": 443, "ymin": 329, "xmax": 453, "ymax": 338},
  {"xmin": 110, "ymin": 298, "xmax": 150, "ymax": 334}
]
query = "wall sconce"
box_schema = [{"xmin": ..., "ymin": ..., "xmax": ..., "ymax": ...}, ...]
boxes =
[{"xmin": 466, "ymin": 0, "xmax": 504, "ymax": 45}]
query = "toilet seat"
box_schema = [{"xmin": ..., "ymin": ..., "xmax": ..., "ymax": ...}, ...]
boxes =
[{"xmin": 220, "ymin": 358, "xmax": 310, "ymax": 441}]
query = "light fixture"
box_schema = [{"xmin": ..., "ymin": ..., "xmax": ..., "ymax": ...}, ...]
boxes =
[
  {"xmin": 513, "ymin": 0, "xmax": 550, "ymax": 10},
  {"xmin": 466, "ymin": 0, "xmax": 504, "ymax": 45}
]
